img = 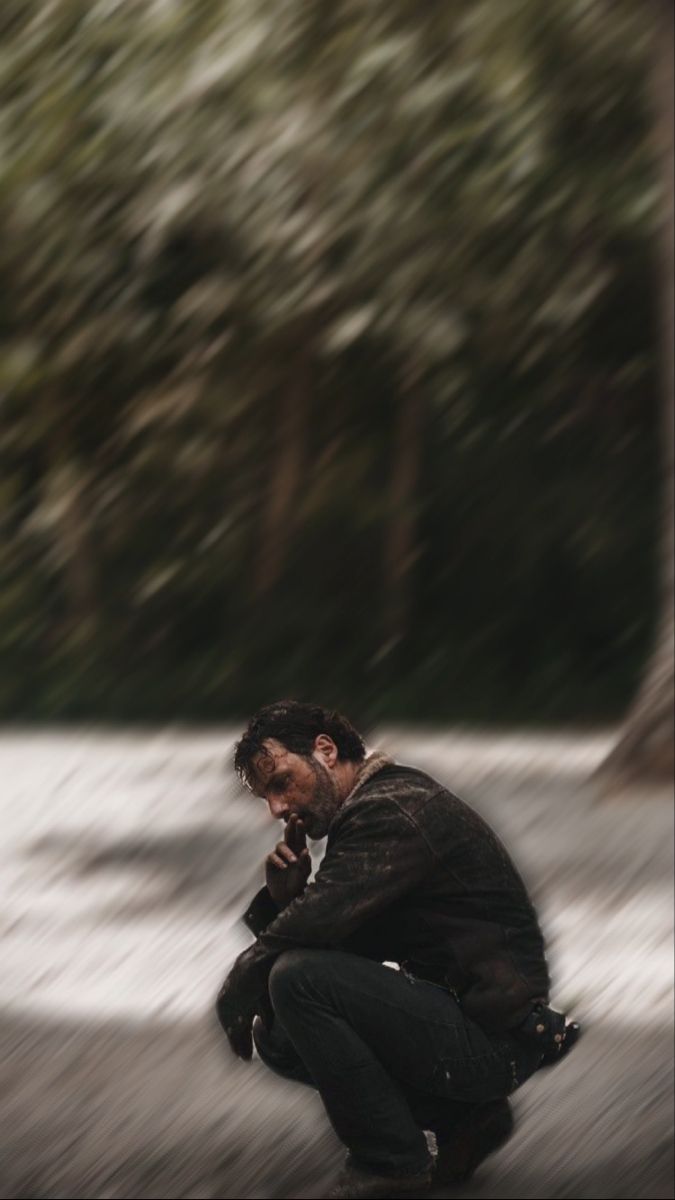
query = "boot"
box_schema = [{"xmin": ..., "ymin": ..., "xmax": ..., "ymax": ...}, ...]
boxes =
[
  {"xmin": 434, "ymin": 1098, "xmax": 514, "ymax": 1184},
  {"xmin": 327, "ymin": 1155, "xmax": 433, "ymax": 1199}
]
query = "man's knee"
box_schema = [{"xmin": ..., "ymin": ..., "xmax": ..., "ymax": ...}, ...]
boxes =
[
  {"xmin": 268, "ymin": 948, "xmax": 337, "ymax": 1012},
  {"xmin": 268, "ymin": 948, "xmax": 314, "ymax": 1007}
]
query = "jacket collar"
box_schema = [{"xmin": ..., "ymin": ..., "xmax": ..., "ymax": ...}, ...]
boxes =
[{"xmin": 343, "ymin": 750, "xmax": 393, "ymax": 804}]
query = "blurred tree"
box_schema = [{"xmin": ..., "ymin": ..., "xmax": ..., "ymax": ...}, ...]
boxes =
[
  {"xmin": 382, "ymin": 362, "xmax": 424, "ymax": 659},
  {"xmin": 254, "ymin": 351, "xmax": 311, "ymax": 598},
  {"xmin": 595, "ymin": 0, "xmax": 674, "ymax": 791},
  {"xmin": 0, "ymin": 0, "xmax": 662, "ymax": 721}
]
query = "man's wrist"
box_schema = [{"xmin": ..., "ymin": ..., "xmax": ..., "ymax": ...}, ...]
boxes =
[{"xmin": 242, "ymin": 886, "xmax": 281, "ymax": 936}]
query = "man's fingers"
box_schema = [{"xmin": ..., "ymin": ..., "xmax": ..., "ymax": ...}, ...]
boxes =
[
  {"xmin": 268, "ymin": 843, "xmax": 297, "ymax": 870},
  {"xmin": 216, "ymin": 988, "xmax": 252, "ymax": 1060},
  {"xmin": 285, "ymin": 814, "xmax": 308, "ymax": 854},
  {"xmin": 227, "ymin": 1018, "xmax": 253, "ymax": 1060},
  {"xmin": 267, "ymin": 852, "xmax": 288, "ymax": 870},
  {"xmin": 284, "ymin": 814, "xmax": 300, "ymax": 853}
]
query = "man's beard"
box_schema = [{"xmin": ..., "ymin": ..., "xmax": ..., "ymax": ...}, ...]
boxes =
[{"xmin": 301, "ymin": 759, "xmax": 341, "ymax": 839}]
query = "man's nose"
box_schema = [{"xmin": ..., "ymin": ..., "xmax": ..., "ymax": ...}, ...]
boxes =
[{"xmin": 267, "ymin": 795, "xmax": 288, "ymax": 821}]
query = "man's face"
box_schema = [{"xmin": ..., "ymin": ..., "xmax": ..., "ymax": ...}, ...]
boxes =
[{"xmin": 251, "ymin": 737, "xmax": 341, "ymax": 839}]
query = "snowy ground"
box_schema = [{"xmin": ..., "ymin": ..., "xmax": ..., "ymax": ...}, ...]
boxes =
[{"xmin": 0, "ymin": 727, "xmax": 672, "ymax": 1199}]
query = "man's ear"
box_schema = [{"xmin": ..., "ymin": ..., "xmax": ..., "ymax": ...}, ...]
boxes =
[{"xmin": 314, "ymin": 734, "xmax": 338, "ymax": 767}]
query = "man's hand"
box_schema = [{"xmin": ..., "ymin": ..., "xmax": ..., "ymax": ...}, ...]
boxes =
[
  {"xmin": 215, "ymin": 974, "xmax": 257, "ymax": 1060},
  {"xmin": 265, "ymin": 814, "xmax": 312, "ymax": 909}
]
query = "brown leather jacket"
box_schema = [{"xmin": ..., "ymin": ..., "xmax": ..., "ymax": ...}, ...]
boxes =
[{"xmin": 228, "ymin": 759, "xmax": 550, "ymax": 1032}]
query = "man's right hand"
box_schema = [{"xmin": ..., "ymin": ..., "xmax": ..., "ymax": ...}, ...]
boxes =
[{"xmin": 265, "ymin": 814, "xmax": 312, "ymax": 909}]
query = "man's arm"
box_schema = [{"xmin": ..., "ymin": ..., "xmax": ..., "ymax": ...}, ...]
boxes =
[
  {"xmin": 241, "ymin": 813, "xmax": 312, "ymax": 935},
  {"xmin": 218, "ymin": 796, "xmax": 434, "ymax": 1034},
  {"xmin": 242, "ymin": 886, "xmax": 280, "ymax": 937}
]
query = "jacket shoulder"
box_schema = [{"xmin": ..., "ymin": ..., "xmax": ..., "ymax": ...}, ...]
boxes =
[
  {"xmin": 356, "ymin": 762, "xmax": 448, "ymax": 801},
  {"xmin": 341, "ymin": 762, "xmax": 451, "ymax": 823},
  {"xmin": 343, "ymin": 762, "xmax": 492, "ymax": 843}
]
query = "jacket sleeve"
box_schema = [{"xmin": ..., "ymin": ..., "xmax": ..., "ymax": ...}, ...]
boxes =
[
  {"xmin": 241, "ymin": 886, "xmax": 280, "ymax": 937},
  {"xmin": 223, "ymin": 796, "xmax": 434, "ymax": 1008}
]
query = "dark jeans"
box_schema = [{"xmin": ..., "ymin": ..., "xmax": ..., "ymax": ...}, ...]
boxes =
[{"xmin": 253, "ymin": 948, "xmax": 543, "ymax": 1177}]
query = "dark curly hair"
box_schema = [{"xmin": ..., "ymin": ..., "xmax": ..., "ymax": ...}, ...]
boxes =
[{"xmin": 234, "ymin": 700, "xmax": 366, "ymax": 791}]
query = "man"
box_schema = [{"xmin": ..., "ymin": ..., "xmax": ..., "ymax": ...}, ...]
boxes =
[{"xmin": 216, "ymin": 701, "xmax": 579, "ymax": 1200}]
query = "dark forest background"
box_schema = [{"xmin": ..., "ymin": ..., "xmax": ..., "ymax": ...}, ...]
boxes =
[{"xmin": 0, "ymin": 0, "xmax": 671, "ymax": 741}]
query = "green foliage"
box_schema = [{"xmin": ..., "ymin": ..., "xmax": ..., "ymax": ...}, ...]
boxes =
[{"xmin": 0, "ymin": 0, "xmax": 661, "ymax": 721}]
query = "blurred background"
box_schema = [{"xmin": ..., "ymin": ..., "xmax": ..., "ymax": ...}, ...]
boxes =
[
  {"xmin": 0, "ymin": 1, "xmax": 673, "ymax": 1198},
  {"xmin": 0, "ymin": 0, "xmax": 671, "ymax": 743}
]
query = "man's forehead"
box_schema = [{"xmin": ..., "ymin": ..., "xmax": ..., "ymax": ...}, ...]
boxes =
[{"xmin": 251, "ymin": 738, "xmax": 291, "ymax": 784}]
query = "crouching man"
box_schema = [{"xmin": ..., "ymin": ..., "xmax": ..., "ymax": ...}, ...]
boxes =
[{"xmin": 216, "ymin": 701, "xmax": 579, "ymax": 1199}]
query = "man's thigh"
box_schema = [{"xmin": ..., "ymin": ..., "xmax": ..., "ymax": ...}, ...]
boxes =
[{"xmin": 269, "ymin": 949, "xmax": 541, "ymax": 1103}]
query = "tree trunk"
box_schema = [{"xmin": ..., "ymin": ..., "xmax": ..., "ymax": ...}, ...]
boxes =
[
  {"xmin": 595, "ymin": 0, "xmax": 674, "ymax": 793},
  {"xmin": 380, "ymin": 362, "xmax": 424, "ymax": 659},
  {"xmin": 43, "ymin": 407, "xmax": 100, "ymax": 640},
  {"xmin": 254, "ymin": 352, "xmax": 310, "ymax": 598}
]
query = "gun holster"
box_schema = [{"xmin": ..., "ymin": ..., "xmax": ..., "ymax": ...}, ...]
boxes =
[{"xmin": 514, "ymin": 1001, "xmax": 581, "ymax": 1067}]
